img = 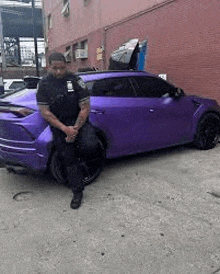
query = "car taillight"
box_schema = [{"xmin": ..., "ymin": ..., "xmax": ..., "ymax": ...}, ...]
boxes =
[{"xmin": 0, "ymin": 106, "xmax": 34, "ymax": 117}]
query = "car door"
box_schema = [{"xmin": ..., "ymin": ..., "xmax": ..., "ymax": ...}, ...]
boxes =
[
  {"xmin": 131, "ymin": 76, "xmax": 197, "ymax": 150},
  {"xmin": 88, "ymin": 77, "xmax": 147, "ymax": 158}
]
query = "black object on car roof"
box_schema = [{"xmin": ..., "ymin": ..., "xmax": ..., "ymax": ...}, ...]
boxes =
[
  {"xmin": 108, "ymin": 39, "xmax": 139, "ymax": 71},
  {"xmin": 24, "ymin": 76, "xmax": 41, "ymax": 89}
]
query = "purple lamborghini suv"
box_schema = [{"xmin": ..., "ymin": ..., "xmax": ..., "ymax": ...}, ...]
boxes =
[{"xmin": 0, "ymin": 71, "xmax": 219, "ymax": 185}]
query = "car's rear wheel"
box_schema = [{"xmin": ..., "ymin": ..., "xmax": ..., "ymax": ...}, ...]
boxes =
[
  {"xmin": 50, "ymin": 139, "xmax": 106, "ymax": 186},
  {"xmin": 50, "ymin": 150, "xmax": 68, "ymax": 185},
  {"xmin": 193, "ymin": 113, "xmax": 220, "ymax": 150}
]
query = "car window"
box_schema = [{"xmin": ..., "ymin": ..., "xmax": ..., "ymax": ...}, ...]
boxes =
[
  {"xmin": 85, "ymin": 81, "xmax": 94, "ymax": 94},
  {"xmin": 9, "ymin": 81, "xmax": 25, "ymax": 90},
  {"xmin": 89, "ymin": 77, "xmax": 136, "ymax": 97},
  {"xmin": 132, "ymin": 76, "xmax": 176, "ymax": 98}
]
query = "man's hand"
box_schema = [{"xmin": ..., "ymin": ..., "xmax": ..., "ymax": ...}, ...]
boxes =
[
  {"xmin": 39, "ymin": 105, "xmax": 68, "ymax": 133},
  {"xmin": 64, "ymin": 126, "xmax": 78, "ymax": 143},
  {"xmin": 38, "ymin": 100, "xmax": 89, "ymax": 143}
]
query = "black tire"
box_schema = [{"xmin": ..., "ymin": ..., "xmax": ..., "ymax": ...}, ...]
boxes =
[
  {"xmin": 193, "ymin": 113, "xmax": 220, "ymax": 150},
  {"xmin": 81, "ymin": 139, "xmax": 106, "ymax": 185},
  {"xmin": 50, "ymin": 139, "xmax": 106, "ymax": 186},
  {"xmin": 50, "ymin": 150, "xmax": 68, "ymax": 185}
]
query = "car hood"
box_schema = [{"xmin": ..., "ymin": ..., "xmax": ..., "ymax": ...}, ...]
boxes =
[{"xmin": 0, "ymin": 88, "xmax": 38, "ymax": 110}]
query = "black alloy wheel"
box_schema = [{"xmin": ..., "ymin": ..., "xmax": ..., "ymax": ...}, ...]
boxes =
[
  {"xmin": 80, "ymin": 139, "xmax": 106, "ymax": 185},
  {"xmin": 194, "ymin": 113, "xmax": 220, "ymax": 150},
  {"xmin": 49, "ymin": 150, "xmax": 68, "ymax": 185},
  {"xmin": 50, "ymin": 139, "xmax": 106, "ymax": 186}
]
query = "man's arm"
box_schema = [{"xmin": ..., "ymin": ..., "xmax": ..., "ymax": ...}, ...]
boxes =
[
  {"xmin": 65, "ymin": 98, "xmax": 90, "ymax": 143},
  {"xmin": 74, "ymin": 98, "xmax": 90, "ymax": 130},
  {"xmin": 71, "ymin": 75, "xmax": 90, "ymax": 130},
  {"xmin": 38, "ymin": 105, "xmax": 76, "ymax": 138}
]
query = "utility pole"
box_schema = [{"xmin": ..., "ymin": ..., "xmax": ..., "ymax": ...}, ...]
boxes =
[
  {"xmin": 0, "ymin": 9, "xmax": 5, "ymax": 94},
  {"xmin": 32, "ymin": 0, "xmax": 39, "ymax": 76},
  {"xmin": 0, "ymin": 9, "xmax": 6, "ymax": 70}
]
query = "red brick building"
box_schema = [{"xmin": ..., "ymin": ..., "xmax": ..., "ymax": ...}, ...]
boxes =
[{"xmin": 43, "ymin": 0, "xmax": 220, "ymax": 102}]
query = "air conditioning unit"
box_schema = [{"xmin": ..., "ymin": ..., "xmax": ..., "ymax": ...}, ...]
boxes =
[{"xmin": 75, "ymin": 49, "xmax": 88, "ymax": 59}]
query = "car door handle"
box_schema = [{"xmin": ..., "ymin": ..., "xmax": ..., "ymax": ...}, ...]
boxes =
[
  {"xmin": 149, "ymin": 108, "xmax": 154, "ymax": 112},
  {"xmin": 91, "ymin": 109, "xmax": 105, "ymax": 114}
]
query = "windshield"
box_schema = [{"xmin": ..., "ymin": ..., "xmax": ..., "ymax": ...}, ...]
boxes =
[
  {"xmin": 0, "ymin": 85, "xmax": 29, "ymax": 99},
  {"xmin": 8, "ymin": 81, "xmax": 25, "ymax": 90}
]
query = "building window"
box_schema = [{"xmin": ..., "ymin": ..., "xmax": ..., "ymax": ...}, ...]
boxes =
[
  {"xmin": 61, "ymin": 0, "xmax": 70, "ymax": 17},
  {"xmin": 72, "ymin": 43, "xmax": 78, "ymax": 62},
  {"xmin": 74, "ymin": 40, "xmax": 88, "ymax": 60},
  {"xmin": 47, "ymin": 14, "xmax": 52, "ymax": 29},
  {"xmin": 80, "ymin": 40, "xmax": 88, "ymax": 51},
  {"xmin": 64, "ymin": 46, "xmax": 72, "ymax": 63}
]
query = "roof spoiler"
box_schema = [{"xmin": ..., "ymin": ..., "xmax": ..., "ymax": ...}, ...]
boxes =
[{"xmin": 24, "ymin": 76, "xmax": 41, "ymax": 89}]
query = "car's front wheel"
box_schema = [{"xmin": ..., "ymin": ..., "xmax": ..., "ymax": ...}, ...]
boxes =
[
  {"xmin": 193, "ymin": 113, "xmax": 220, "ymax": 150},
  {"xmin": 49, "ymin": 139, "xmax": 106, "ymax": 186}
]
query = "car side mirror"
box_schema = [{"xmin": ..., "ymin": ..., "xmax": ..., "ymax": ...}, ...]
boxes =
[{"xmin": 172, "ymin": 87, "xmax": 185, "ymax": 99}]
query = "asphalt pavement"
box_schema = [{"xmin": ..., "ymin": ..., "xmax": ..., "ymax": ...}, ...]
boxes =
[{"xmin": 1, "ymin": 144, "xmax": 220, "ymax": 274}]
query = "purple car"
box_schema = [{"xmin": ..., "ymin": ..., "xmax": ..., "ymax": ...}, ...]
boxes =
[{"xmin": 0, "ymin": 71, "xmax": 219, "ymax": 185}]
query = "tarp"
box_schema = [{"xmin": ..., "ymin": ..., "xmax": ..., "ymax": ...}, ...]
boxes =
[{"xmin": 108, "ymin": 39, "xmax": 139, "ymax": 70}]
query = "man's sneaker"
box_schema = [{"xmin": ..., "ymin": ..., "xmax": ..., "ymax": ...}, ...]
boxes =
[{"xmin": 70, "ymin": 192, "xmax": 83, "ymax": 209}]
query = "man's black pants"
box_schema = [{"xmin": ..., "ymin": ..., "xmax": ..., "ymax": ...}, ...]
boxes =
[{"xmin": 54, "ymin": 122, "xmax": 99, "ymax": 194}]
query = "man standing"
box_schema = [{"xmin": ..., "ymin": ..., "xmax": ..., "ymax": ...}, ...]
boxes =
[{"xmin": 36, "ymin": 52, "xmax": 98, "ymax": 209}]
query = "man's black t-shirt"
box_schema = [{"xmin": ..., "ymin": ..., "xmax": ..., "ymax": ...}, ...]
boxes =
[{"xmin": 36, "ymin": 72, "xmax": 90, "ymax": 139}]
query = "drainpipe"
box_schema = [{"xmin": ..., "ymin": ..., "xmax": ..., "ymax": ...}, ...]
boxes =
[{"xmin": 102, "ymin": 27, "xmax": 107, "ymax": 70}]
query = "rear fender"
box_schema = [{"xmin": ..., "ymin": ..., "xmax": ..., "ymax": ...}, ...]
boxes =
[{"xmin": 35, "ymin": 125, "xmax": 53, "ymax": 169}]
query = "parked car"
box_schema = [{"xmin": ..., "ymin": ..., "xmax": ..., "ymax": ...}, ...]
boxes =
[
  {"xmin": 3, "ymin": 79, "xmax": 25, "ymax": 93},
  {"xmin": 0, "ymin": 70, "xmax": 219, "ymax": 185}
]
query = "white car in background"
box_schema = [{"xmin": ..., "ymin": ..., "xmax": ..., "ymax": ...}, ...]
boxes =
[{"xmin": 3, "ymin": 79, "xmax": 25, "ymax": 93}]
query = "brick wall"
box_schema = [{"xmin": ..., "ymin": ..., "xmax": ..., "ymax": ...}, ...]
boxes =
[
  {"xmin": 45, "ymin": 0, "xmax": 220, "ymax": 103},
  {"xmin": 104, "ymin": 0, "xmax": 220, "ymax": 102},
  {"xmin": 44, "ymin": 0, "xmax": 165, "ymax": 50}
]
